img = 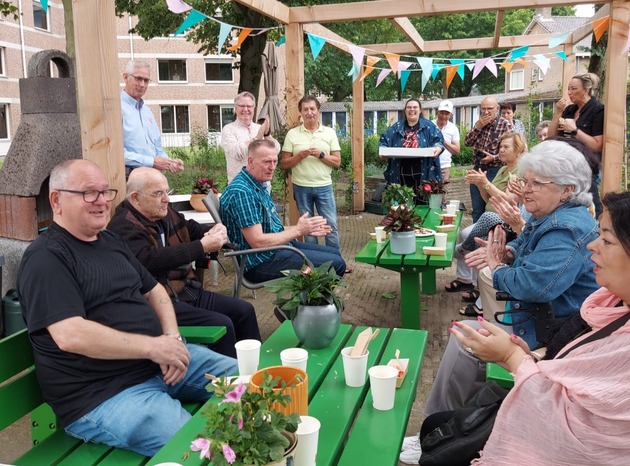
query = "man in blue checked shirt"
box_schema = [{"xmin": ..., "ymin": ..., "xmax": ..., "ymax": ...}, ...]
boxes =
[
  {"xmin": 220, "ymin": 139, "xmax": 346, "ymax": 283},
  {"xmin": 121, "ymin": 60, "xmax": 184, "ymax": 177}
]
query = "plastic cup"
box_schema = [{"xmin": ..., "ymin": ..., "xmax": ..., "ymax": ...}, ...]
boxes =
[
  {"xmin": 448, "ymin": 200, "xmax": 460, "ymax": 210},
  {"xmin": 280, "ymin": 348, "xmax": 308, "ymax": 371},
  {"xmin": 341, "ymin": 347, "xmax": 369, "ymax": 387},
  {"xmin": 368, "ymin": 365, "xmax": 398, "ymax": 411},
  {"xmin": 442, "ymin": 214, "xmax": 455, "ymax": 225},
  {"xmin": 375, "ymin": 226, "xmax": 386, "ymax": 243},
  {"xmin": 446, "ymin": 203, "xmax": 457, "ymax": 216},
  {"xmin": 434, "ymin": 232, "xmax": 447, "ymax": 249},
  {"xmin": 234, "ymin": 339, "xmax": 261, "ymax": 376},
  {"xmin": 294, "ymin": 415, "xmax": 321, "ymax": 466}
]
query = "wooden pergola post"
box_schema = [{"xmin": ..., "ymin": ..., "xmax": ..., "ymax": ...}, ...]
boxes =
[{"xmin": 352, "ymin": 77, "xmax": 365, "ymax": 212}]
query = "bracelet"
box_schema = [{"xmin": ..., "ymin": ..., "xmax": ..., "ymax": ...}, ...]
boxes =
[
  {"xmin": 484, "ymin": 183, "xmax": 492, "ymax": 192},
  {"xmin": 492, "ymin": 263, "xmax": 507, "ymax": 272},
  {"xmin": 530, "ymin": 351, "xmax": 543, "ymax": 362}
]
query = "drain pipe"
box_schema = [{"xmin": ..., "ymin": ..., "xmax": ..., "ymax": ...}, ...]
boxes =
[
  {"xmin": 128, "ymin": 15, "xmax": 134, "ymax": 59},
  {"xmin": 17, "ymin": 0, "xmax": 27, "ymax": 77}
]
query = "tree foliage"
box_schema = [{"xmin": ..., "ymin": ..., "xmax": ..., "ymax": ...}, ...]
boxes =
[{"xmin": 1, "ymin": 1, "xmax": 18, "ymax": 19}]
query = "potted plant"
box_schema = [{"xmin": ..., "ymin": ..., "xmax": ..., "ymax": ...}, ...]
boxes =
[
  {"xmin": 380, "ymin": 203, "xmax": 423, "ymax": 254},
  {"xmin": 190, "ymin": 176, "xmax": 219, "ymax": 212},
  {"xmin": 417, "ymin": 179, "xmax": 448, "ymax": 209},
  {"xmin": 381, "ymin": 183, "xmax": 415, "ymax": 208},
  {"xmin": 264, "ymin": 261, "xmax": 345, "ymax": 349},
  {"xmin": 187, "ymin": 372, "xmax": 300, "ymax": 466}
]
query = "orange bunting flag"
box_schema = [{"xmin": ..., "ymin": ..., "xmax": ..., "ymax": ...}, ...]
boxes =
[
  {"xmin": 227, "ymin": 28, "xmax": 253, "ymax": 51},
  {"xmin": 360, "ymin": 56, "xmax": 382, "ymax": 81},
  {"xmin": 366, "ymin": 56, "xmax": 381, "ymax": 67},
  {"xmin": 445, "ymin": 65, "xmax": 458, "ymax": 89},
  {"xmin": 593, "ymin": 16, "xmax": 610, "ymax": 43},
  {"xmin": 515, "ymin": 58, "xmax": 528, "ymax": 67},
  {"xmin": 384, "ymin": 53, "xmax": 400, "ymax": 75},
  {"xmin": 500, "ymin": 61, "xmax": 514, "ymax": 73}
]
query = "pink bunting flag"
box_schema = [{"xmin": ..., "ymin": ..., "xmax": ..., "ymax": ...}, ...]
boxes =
[
  {"xmin": 347, "ymin": 45, "xmax": 366, "ymax": 69},
  {"xmin": 397, "ymin": 61, "xmax": 412, "ymax": 78},
  {"xmin": 166, "ymin": 0, "xmax": 192, "ymax": 14},
  {"xmin": 376, "ymin": 69, "xmax": 391, "ymax": 87}
]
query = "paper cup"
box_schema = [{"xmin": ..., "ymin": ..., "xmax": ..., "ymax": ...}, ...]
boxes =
[
  {"xmin": 448, "ymin": 200, "xmax": 460, "ymax": 210},
  {"xmin": 294, "ymin": 415, "xmax": 321, "ymax": 466},
  {"xmin": 368, "ymin": 365, "xmax": 398, "ymax": 411},
  {"xmin": 434, "ymin": 232, "xmax": 447, "ymax": 249},
  {"xmin": 442, "ymin": 214, "xmax": 455, "ymax": 225},
  {"xmin": 280, "ymin": 347, "xmax": 308, "ymax": 371},
  {"xmin": 446, "ymin": 203, "xmax": 457, "ymax": 216},
  {"xmin": 375, "ymin": 226, "xmax": 386, "ymax": 243},
  {"xmin": 234, "ymin": 339, "xmax": 261, "ymax": 376},
  {"xmin": 341, "ymin": 347, "xmax": 369, "ymax": 387}
]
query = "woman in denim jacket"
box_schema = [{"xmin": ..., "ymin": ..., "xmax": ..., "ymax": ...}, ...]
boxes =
[{"xmin": 379, "ymin": 98, "xmax": 444, "ymax": 196}]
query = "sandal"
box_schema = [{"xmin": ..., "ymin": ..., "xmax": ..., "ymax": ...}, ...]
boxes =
[
  {"xmin": 345, "ymin": 265, "xmax": 353, "ymax": 274},
  {"xmin": 445, "ymin": 279, "xmax": 474, "ymax": 292},
  {"xmin": 461, "ymin": 289, "xmax": 480, "ymax": 303},
  {"xmin": 459, "ymin": 303, "xmax": 483, "ymax": 317}
]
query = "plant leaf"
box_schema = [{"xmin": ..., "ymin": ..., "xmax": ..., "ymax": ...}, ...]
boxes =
[{"xmin": 382, "ymin": 291, "xmax": 398, "ymax": 299}]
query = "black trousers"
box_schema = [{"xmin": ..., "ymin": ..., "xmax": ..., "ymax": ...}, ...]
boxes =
[{"xmin": 173, "ymin": 290, "xmax": 260, "ymax": 358}]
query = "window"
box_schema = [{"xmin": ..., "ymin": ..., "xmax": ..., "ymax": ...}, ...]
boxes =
[
  {"xmin": 0, "ymin": 48, "xmax": 5, "ymax": 76},
  {"xmin": 207, "ymin": 105, "xmax": 235, "ymax": 131},
  {"xmin": 158, "ymin": 60, "xmax": 187, "ymax": 82},
  {"xmin": 364, "ymin": 111, "xmax": 375, "ymax": 135},
  {"xmin": 160, "ymin": 106, "xmax": 189, "ymax": 134},
  {"xmin": 321, "ymin": 112, "xmax": 333, "ymax": 128},
  {"xmin": 0, "ymin": 104, "xmax": 9, "ymax": 139},
  {"xmin": 335, "ymin": 112, "xmax": 347, "ymax": 136},
  {"xmin": 205, "ymin": 60, "xmax": 233, "ymax": 82},
  {"xmin": 531, "ymin": 68, "xmax": 543, "ymax": 82},
  {"xmin": 33, "ymin": 1, "xmax": 49, "ymax": 31},
  {"xmin": 509, "ymin": 69, "xmax": 524, "ymax": 91}
]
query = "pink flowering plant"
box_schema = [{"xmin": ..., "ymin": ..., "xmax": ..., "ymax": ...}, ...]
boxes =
[
  {"xmin": 417, "ymin": 179, "xmax": 448, "ymax": 202},
  {"xmin": 186, "ymin": 373, "xmax": 300, "ymax": 466},
  {"xmin": 192, "ymin": 177, "xmax": 219, "ymax": 194}
]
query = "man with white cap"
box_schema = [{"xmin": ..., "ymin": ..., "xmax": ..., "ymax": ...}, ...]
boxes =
[{"xmin": 433, "ymin": 100, "xmax": 460, "ymax": 204}]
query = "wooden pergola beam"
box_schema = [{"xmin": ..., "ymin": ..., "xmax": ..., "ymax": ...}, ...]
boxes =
[
  {"xmin": 569, "ymin": 3, "xmax": 610, "ymax": 43},
  {"xmin": 229, "ymin": 0, "xmax": 290, "ymax": 24},
  {"xmin": 389, "ymin": 17, "xmax": 425, "ymax": 52},
  {"xmin": 493, "ymin": 11, "xmax": 506, "ymax": 48},
  {"xmin": 289, "ymin": 0, "xmax": 604, "ymax": 23}
]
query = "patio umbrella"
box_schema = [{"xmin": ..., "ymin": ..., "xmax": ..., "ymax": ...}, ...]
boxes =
[{"xmin": 259, "ymin": 41, "xmax": 285, "ymax": 133}]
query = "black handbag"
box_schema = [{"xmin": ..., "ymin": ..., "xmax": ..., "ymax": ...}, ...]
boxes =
[{"xmin": 419, "ymin": 381, "xmax": 509, "ymax": 466}]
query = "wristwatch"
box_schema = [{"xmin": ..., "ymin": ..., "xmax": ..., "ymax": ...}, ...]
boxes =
[
  {"xmin": 319, "ymin": 151, "xmax": 325, "ymax": 159},
  {"xmin": 569, "ymin": 130, "xmax": 578, "ymax": 136}
]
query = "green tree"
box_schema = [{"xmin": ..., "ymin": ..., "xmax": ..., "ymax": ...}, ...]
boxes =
[{"xmin": 0, "ymin": 2, "xmax": 17, "ymax": 19}]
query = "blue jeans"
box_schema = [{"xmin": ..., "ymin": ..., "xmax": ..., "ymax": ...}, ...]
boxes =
[
  {"xmin": 469, "ymin": 166, "xmax": 500, "ymax": 222},
  {"xmin": 245, "ymin": 240, "xmax": 346, "ymax": 283},
  {"xmin": 292, "ymin": 184, "xmax": 340, "ymax": 251},
  {"xmin": 64, "ymin": 344, "xmax": 237, "ymax": 457}
]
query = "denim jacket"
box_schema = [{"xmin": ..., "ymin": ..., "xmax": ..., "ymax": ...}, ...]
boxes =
[
  {"xmin": 493, "ymin": 203, "xmax": 599, "ymax": 347},
  {"xmin": 379, "ymin": 118, "xmax": 444, "ymax": 184}
]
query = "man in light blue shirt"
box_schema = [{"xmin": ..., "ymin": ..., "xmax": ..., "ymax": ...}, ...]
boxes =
[{"xmin": 121, "ymin": 60, "xmax": 184, "ymax": 175}]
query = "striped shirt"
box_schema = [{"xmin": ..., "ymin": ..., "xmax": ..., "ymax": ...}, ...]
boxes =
[{"xmin": 464, "ymin": 115, "xmax": 513, "ymax": 168}]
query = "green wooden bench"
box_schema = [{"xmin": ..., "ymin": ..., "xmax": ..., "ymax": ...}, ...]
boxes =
[
  {"xmin": 486, "ymin": 362, "xmax": 515, "ymax": 389},
  {"xmin": 147, "ymin": 321, "xmax": 428, "ymax": 466},
  {"xmin": 0, "ymin": 326, "xmax": 226, "ymax": 466}
]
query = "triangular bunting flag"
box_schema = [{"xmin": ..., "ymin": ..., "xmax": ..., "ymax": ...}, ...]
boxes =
[
  {"xmin": 555, "ymin": 51, "xmax": 568, "ymax": 61},
  {"xmin": 360, "ymin": 66, "xmax": 377, "ymax": 81},
  {"xmin": 218, "ymin": 22, "xmax": 232, "ymax": 51},
  {"xmin": 376, "ymin": 69, "xmax": 391, "ymax": 87},
  {"xmin": 445, "ymin": 65, "xmax": 458, "ymax": 89},
  {"xmin": 366, "ymin": 56, "xmax": 381, "ymax": 67},
  {"xmin": 252, "ymin": 28, "xmax": 272, "ymax": 36},
  {"xmin": 509, "ymin": 46, "xmax": 529, "ymax": 62},
  {"xmin": 466, "ymin": 63, "xmax": 475, "ymax": 72},
  {"xmin": 533, "ymin": 54, "xmax": 550, "ymax": 75},
  {"xmin": 40, "ymin": 0, "xmax": 49, "ymax": 12},
  {"xmin": 501, "ymin": 61, "xmax": 514, "ymax": 73},
  {"xmin": 347, "ymin": 62, "xmax": 360, "ymax": 82},
  {"xmin": 417, "ymin": 57, "xmax": 433, "ymax": 78},
  {"xmin": 549, "ymin": 32, "xmax": 569, "ymax": 48},
  {"xmin": 307, "ymin": 34, "xmax": 327, "ymax": 60},
  {"xmin": 360, "ymin": 56, "xmax": 381, "ymax": 82},
  {"xmin": 484, "ymin": 58, "xmax": 498, "ymax": 77},
  {"xmin": 593, "ymin": 16, "xmax": 610, "ymax": 43},
  {"xmin": 348, "ymin": 45, "xmax": 366, "ymax": 69},
  {"xmin": 421, "ymin": 71, "xmax": 431, "ymax": 92},
  {"xmin": 400, "ymin": 70, "xmax": 411, "ymax": 92},
  {"xmin": 450, "ymin": 59, "xmax": 465, "ymax": 80},
  {"xmin": 276, "ymin": 35, "xmax": 286, "ymax": 47},
  {"xmin": 515, "ymin": 58, "xmax": 528, "ymax": 67},
  {"xmin": 397, "ymin": 61, "xmax": 412, "ymax": 78},
  {"xmin": 227, "ymin": 28, "xmax": 253, "ymax": 52},
  {"xmin": 472, "ymin": 58, "xmax": 488, "ymax": 79},
  {"xmin": 431, "ymin": 64, "xmax": 443, "ymax": 80},
  {"xmin": 384, "ymin": 53, "xmax": 401, "ymax": 75},
  {"xmin": 166, "ymin": 0, "xmax": 192, "ymax": 14},
  {"xmin": 174, "ymin": 9, "xmax": 208, "ymax": 36}
]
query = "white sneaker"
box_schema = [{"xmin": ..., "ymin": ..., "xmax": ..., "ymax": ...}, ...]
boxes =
[
  {"xmin": 401, "ymin": 434, "xmax": 420, "ymax": 451},
  {"xmin": 399, "ymin": 436, "xmax": 422, "ymax": 464}
]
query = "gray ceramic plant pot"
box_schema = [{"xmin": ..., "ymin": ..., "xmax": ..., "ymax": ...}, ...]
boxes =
[
  {"xmin": 390, "ymin": 230, "xmax": 416, "ymax": 255},
  {"xmin": 292, "ymin": 303, "xmax": 341, "ymax": 349}
]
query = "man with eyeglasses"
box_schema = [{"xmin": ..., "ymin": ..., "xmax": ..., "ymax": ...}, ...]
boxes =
[
  {"xmin": 108, "ymin": 167, "xmax": 260, "ymax": 358},
  {"xmin": 17, "ymin": 159, "xmax": 237, "ymax": 456},
  {"xmin": 221, "ymin": 91, "xmax": 280, "ymax": 183},
  {"xmin": 121, "ymin": 60, "xmax": 184, "ymax": 177}
]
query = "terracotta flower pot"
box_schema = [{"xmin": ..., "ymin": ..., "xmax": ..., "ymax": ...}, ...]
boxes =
[
  {"xmin": 265, "ymin": 431, "xmax": 298, "ymax": 466},
  {"xmin": 249, "ymin": 366, "xmax": 308, "ymax": 417},
  {"xmin": 189, "ymin": 193, "xmax": 207, "ymax": 212}
]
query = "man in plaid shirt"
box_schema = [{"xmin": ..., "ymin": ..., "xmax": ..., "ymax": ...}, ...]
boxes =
[{"xmin": 464, "ymin": 96, "xmax": 513, "ymax": 222}]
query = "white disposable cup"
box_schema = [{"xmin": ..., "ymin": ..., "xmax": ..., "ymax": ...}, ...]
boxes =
[
  {"xmin": 341, "ymin": 347, "xmax": 369, "ymax": 387},
  {"xmin": 368, "ymin": 365, "xmax": 398, "ymax": 411},
  {"xmin": 280, "ymin": 347, "xmax": 308, "ymax": 371},
  {"xmin": 448, "ymin": 200, "xmax": 460, "ymax": 210},
  {"xmin": 294, "ymin": 415, "xmax": 321, "ymax": 466},
  {"xmin": 375, "ymin": 226, "xmax": 386, "ymax": 243},
  {"xmin": 434, "ymin": 232, "xmax": 448, "ymax": 249},
  {"xmin": 234, "ymin": 339, "xmax": 261, "ymax": 376},
  {"xmin": 446, "ymin": 203, "xmax": 457, "ymax": 216},
  {"xmin": 153, "ymin": 463, "xmax": 183, "ymax": 466}
]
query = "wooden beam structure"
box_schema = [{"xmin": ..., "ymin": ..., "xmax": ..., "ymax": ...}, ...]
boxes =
[
  {"xmin": 493, "ymin": 11, "xmax": 506, "ymax": 48},
  {"xmin": 229, "ymin": 0, "xmax": 290, "ymax": 24},
  {"xmin": 389, "ymin": 18, "xmax": 425, "ymax": 52},
  {"xmin": 352, "ymin": 77, "xmax": 365, "ymax": 212}
]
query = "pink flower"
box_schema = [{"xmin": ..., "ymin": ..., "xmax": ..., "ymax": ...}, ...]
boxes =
[
  {"xmin": 300, "ymin": 265, "xmax": 311, "ymax": 276},
  {"xmin": 222, "ymin": 444, "xmax": 237, "ymax": 464},
  {"xmin": 423, "ymin": 184, "xmax": 431, "ymax": 192},
  {"xmin": 238, "ymin": 416, "xmax": 244, "ymax": 430},
  {"xmin": 190, "ymin": 437, "xmax": 211, "ymax": 459},
  {"xmin": 220, "ymin": 382, "xmax": 247, "ymax": 404}
]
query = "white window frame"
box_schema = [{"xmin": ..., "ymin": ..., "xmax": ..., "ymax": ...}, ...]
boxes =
[
  {"xmin": 207, "ymin": 104, "xmax": 235, "ymax": 131},
  {"xmin": 160, "ymin": 105, "xmax": 190, "ymax": 134},
  {"xmin": 33, "ymin": 1, "xmax": 50, "ymax": 31},
  {"xmin": 204, "ymin": 58, "xmax": 234, "ymax": 83},
  {"xmin": 531, "ymin": 68, "xmax": 543, "ymax": 82},
  {"xmin": 0, "ymin": 48, "xmax": 5, "ymax": 76},
  {"xmin": 157, "ymin": 59, "xmax": 187, "ymax": 83},
  {"xmin": 0, "ymin": 103, "xmax": 10, "ymax": 140},
  {"xmin": 509, "ymin": 69, "xmax": 525, "ymax": 91}
]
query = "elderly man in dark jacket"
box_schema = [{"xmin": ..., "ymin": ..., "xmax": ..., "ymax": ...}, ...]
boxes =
[{"xmin": 108, "ymin": 167, "xmax": 260, "ymax": 357}]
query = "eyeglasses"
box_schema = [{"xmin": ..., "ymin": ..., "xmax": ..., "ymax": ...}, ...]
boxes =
[
  {"xmin": 521, "ymin": 179, "xmax": 555, "ymax": 192},
  {"xmin": 405, "ymin": 106, "xmax": 420, "ymax": 110},
  {"xmin": 129, "ymin": 74, "xmax": 150, "ymax": 84},
  {"xmin": 57, "ymin": 189, "xmax": 118, "ymax": 203},
  {"xmin": 137, "ymin": 189, "xmax": 174, "ymax": 199},
  {"xmin": 236, "ymin": 104, "xmax": 254, "ymax": 109}
]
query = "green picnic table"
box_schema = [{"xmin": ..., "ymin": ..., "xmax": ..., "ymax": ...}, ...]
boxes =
[
  {"xmin": 355, "ymin": 206, "xmax": 462, "ymax": 329},
  {"xmin": 147, "ymin": 321, "xmax": 428, "ymax": 466}
]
